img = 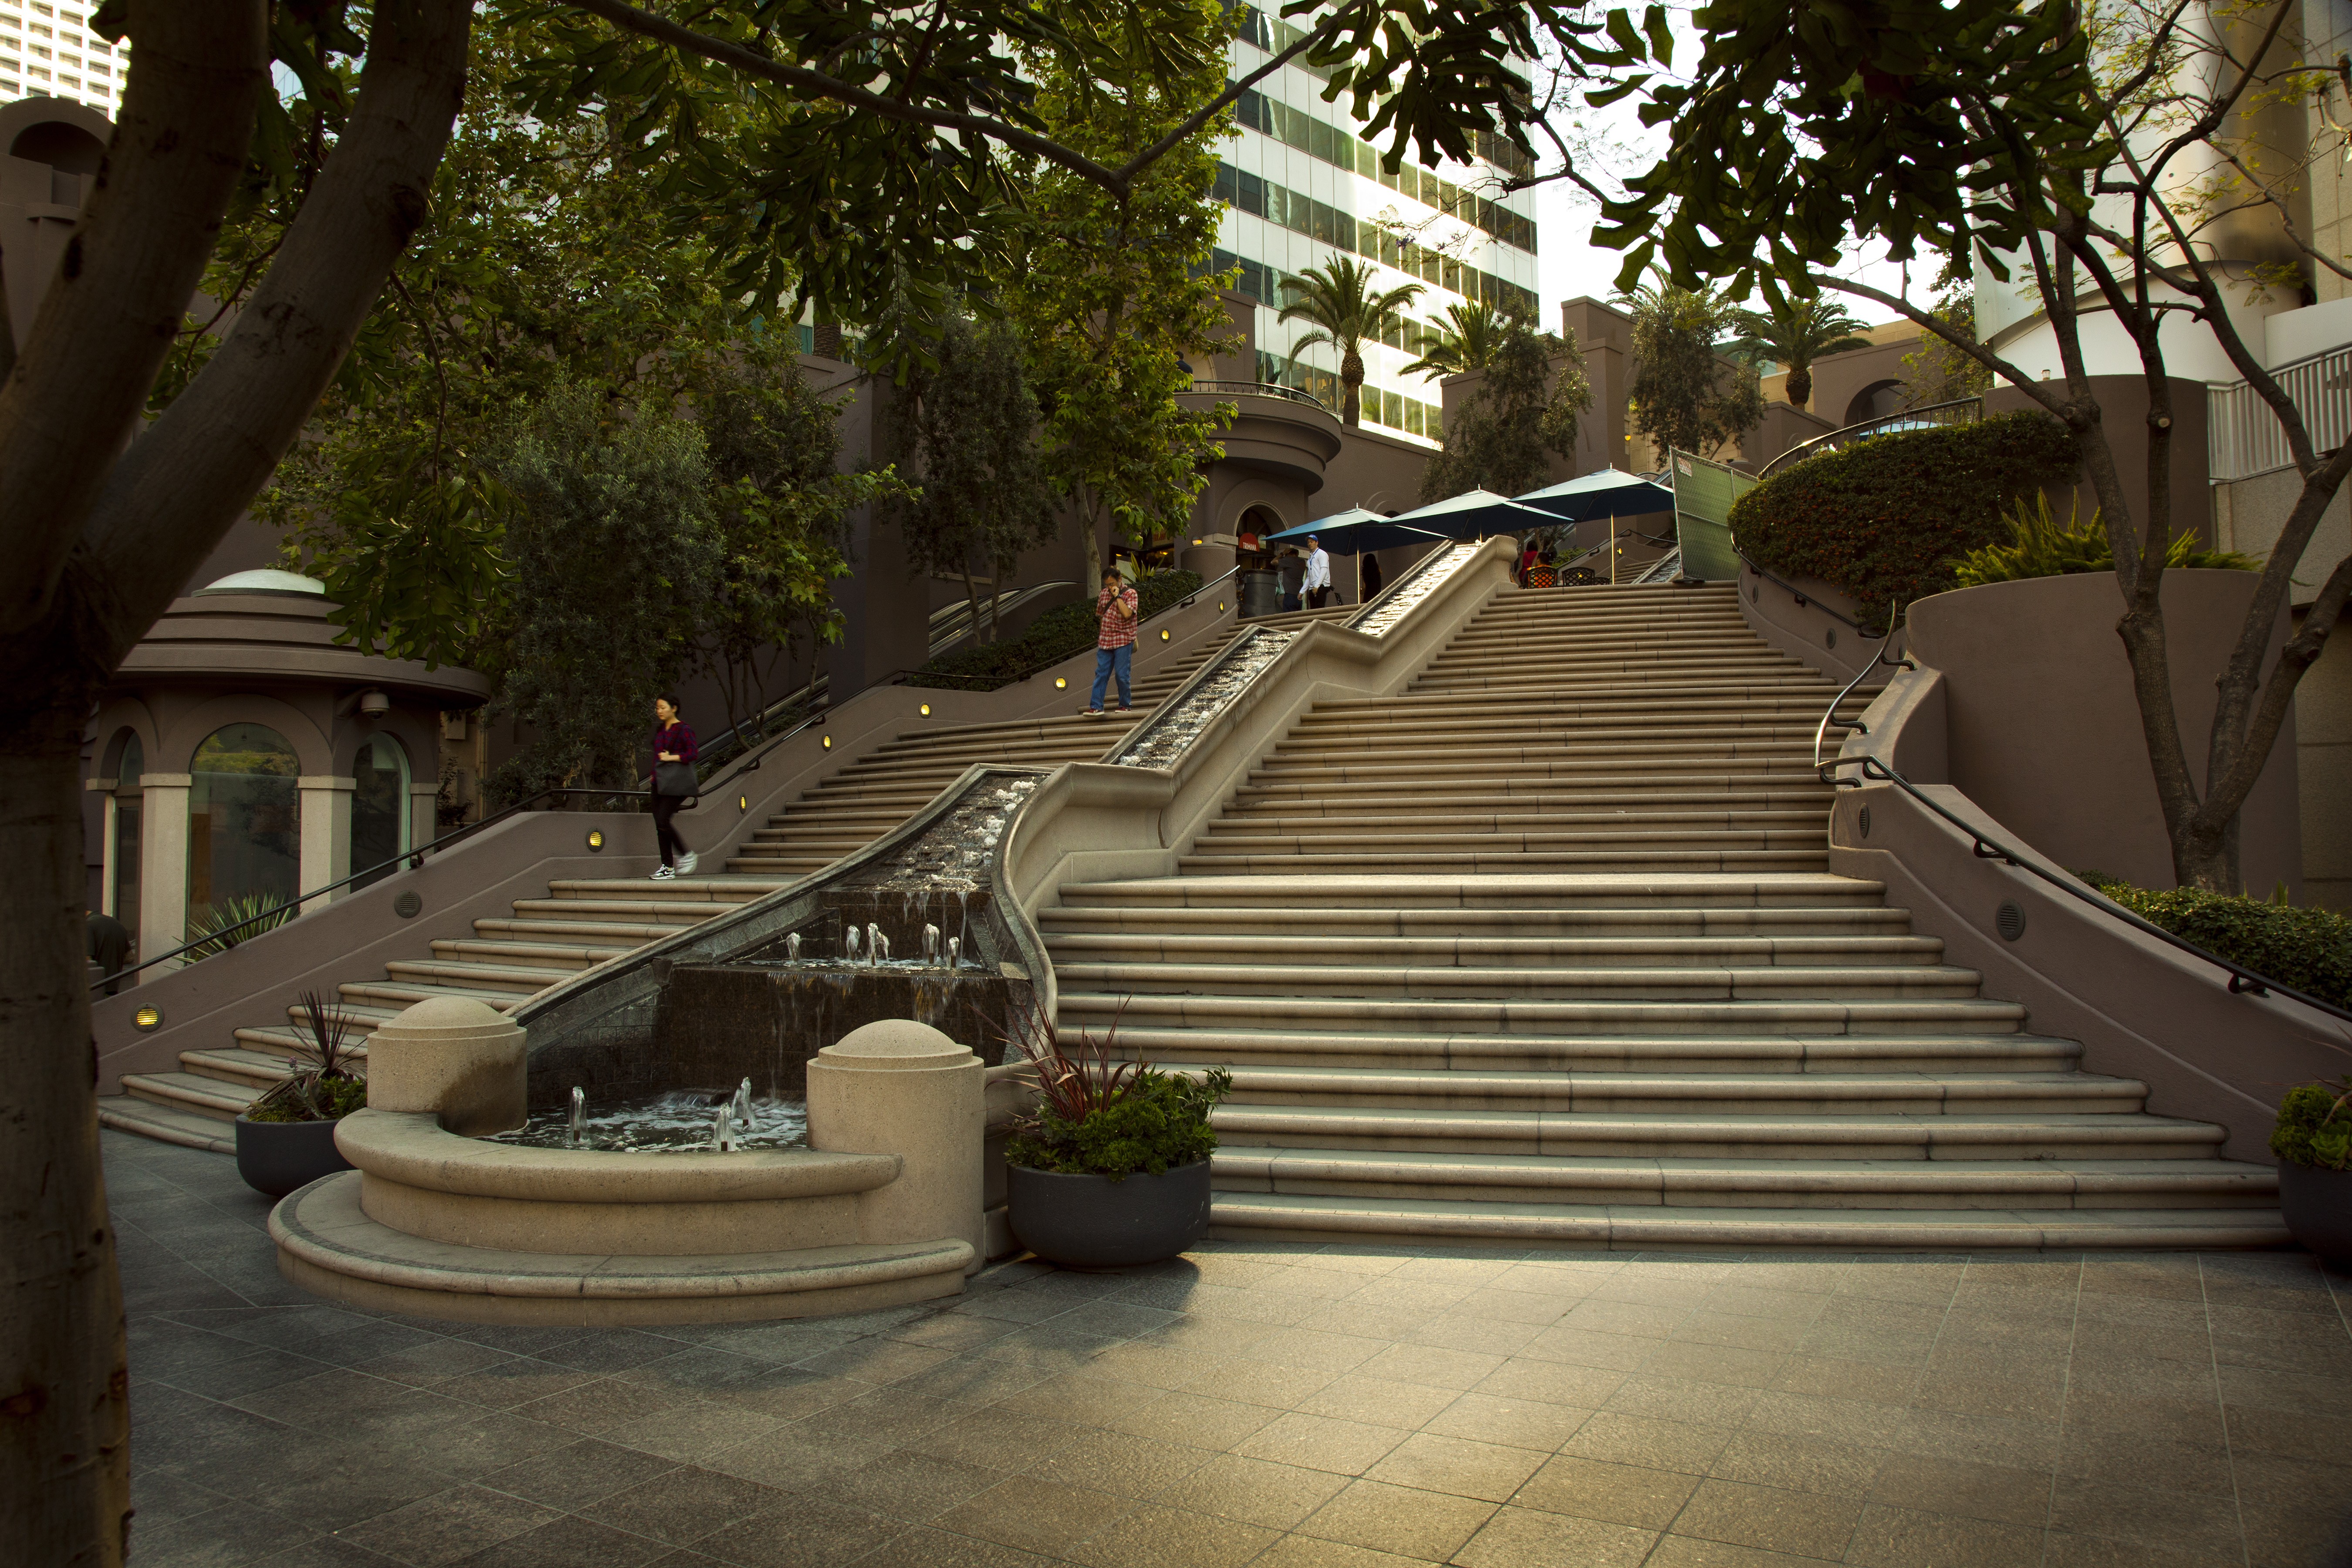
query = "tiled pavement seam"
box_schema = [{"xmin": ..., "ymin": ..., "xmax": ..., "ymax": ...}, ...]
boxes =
[{"xmin": 105, "ymin": 1130, "xmax": 2352, "ymax": 1568}]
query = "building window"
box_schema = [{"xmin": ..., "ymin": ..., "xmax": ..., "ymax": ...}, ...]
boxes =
[
  {"xmin": 350, "ymin": 733, "xmax": 410, "ymax": 891},
  {"xmin": 112, "ymin": 732, "xmax": 142, "ymax": 946},
  {"xmin": 187, "ymin": 723, "xmax": 300, "ymax": 931}
]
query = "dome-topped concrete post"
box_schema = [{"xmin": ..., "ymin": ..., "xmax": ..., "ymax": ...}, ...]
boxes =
[
  {"xmin": 362, "ymin": 996, "xmax": 526, "ymax": 1137},
  {"xmin": 807, "ymin": 1020, "xmax": 985, "ymax": 1271}
]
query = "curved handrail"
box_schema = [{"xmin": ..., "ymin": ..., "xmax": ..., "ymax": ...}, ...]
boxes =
[
  {"xmin": 1820, "ymin": 743, "xmax": 2352, "ymax": 1028},
  {"xmin": 898, "ymin": 568, "xmax": 1239, "ymax": 692},
  {"xmin": 1758, "ymin": 397, "xmax": 1983, "ymax": 479},
  {"xmin": 1741, "ymin": 554, "xmax": 1883, "ymax": 635},
  {"xmin": 1811, "ymin": 602, "xmax": 1913, "ymax": 768},
  {"xmin": 1187, "ymin": 378, "xmax": 1336, "ymax": 415},
  {"xmin": 93, "ymin": 785, "xmax": 650, "ymax": 992}
]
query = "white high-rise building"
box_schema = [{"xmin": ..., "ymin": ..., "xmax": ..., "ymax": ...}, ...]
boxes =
[
  {"xmin": 1210, "ymin": 4, "xmax": 1541, "ymax": 446},
  {"xmin": 0, "ymin": 0, "xmax": 128, "ymax": 114}
]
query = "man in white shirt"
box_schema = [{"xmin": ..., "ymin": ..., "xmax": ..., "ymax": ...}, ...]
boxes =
[{"xmin": 1302, "ymin": 535, "xmax": 1332, "ymax": 609}]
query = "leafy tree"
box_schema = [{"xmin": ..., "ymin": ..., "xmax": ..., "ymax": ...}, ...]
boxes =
[
  {"xmin": 0, "ymin": 1, "xmax": 1660, "ymax": 1555},
  {"xmin": 1724, "ymin": 293, "xmax": 1870, "ymax": 411},
  {"xmin": 1403, "ymin": 300, "xmax": 1514, "ymax": 379},
  {"xmin": 686, "ymin": 344, "xmax": 902, "ymax": 740},
  {"xmin": 1422, "ymin": 324, "xmax": 1593, "ymax": 501},
  {"xmin": 489, "ymin": 381, "xmax": 721, "ymax": 801},
  {"xmin": 1277, "ymin": 257, "xmax": 1425, "ymax": 425},
  {"xmin": 886, "ymin": 313, "xmax": 1058, "ymax": 645},
  {"xmin": 1601, "ymin": 0, "xmax": 2352, "ymax": 892},
  {"xmin": 1621, "ymin": 278, "xmax": 1766, "ymax": 460},
  {"xmin": 997, "ymin": 0, "xmax": 1237, "ymax": 586}
]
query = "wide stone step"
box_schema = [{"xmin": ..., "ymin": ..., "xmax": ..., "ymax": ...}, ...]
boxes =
[
  {"xmin": 545, "ymin": 879, "xmax": 784, "ymax": 902},
  {"xmin": 97, "ymin": 1096, "xmax": 236, "ymax": 1153},
  {"xmin": 379, "ymin": 959, "xmax": 574, "ymax": 995},
  {"xmin": 1103, "ymin": 1025, "xmax": 2080, "ymax": 1073},
  {"xmin": 1255, "ymin": 731, "xmax": 1825, "ymax": 770},
  {"xmin": 1228, "ymin": 778, "xmax": 1837, "ymax": 809},
  {"xmin": 429, "ymin": 938, "xmax": 628, "ymax": 968},
  {"xmin": 1061, "ymin": 990, "xmax": 2026, "ymax": 1036},
  {"xmin": 1196, "ymin": 811, "xmax": 1832, "ymax": 842},
  {"xmin": 1040, "ymin": 931, "xmax": 1940, "ymax": 968},
  {"xmin": 1210, "ymin": 1148, "xmax": 2279, "ymax": 1210},
  {"xmin": 1200, "ymin": 1105, "xmax": 2223, "ymax": 1159},
  {"xmin": 1204, "ymin": 1192, "xmax": 2291, "ymax": 1250},
  {"xmin": 1249, "ymin": 745, "xmax": 1819, "ymax": 783},
  {"xmin": 472, "ymin": 917, "xmax": 681, "ymax": 943},
  {"xmin": 121, "ymin": 1070, "xmax": 254, "ymax": 1122},
  {"xmin": 186, "ymin": 1046, "xmax": 304, "ymax": 1092},
  {"xmin": 1176, "ymin": 847, "xmax": 1832, "ymax": 874},
  {"xmin": 1200, "ymin": 1065, "xmax": 2141, "ymax": 1114},
  {"xmin": 1054, "ymin": 959, "xmax": 1983, "ymax": 1000},
  {"xmin": 337, "ymin": 979, "xmax": 527, "ymax": 1012},
  {"xmin": 504, "ymin": 898, "xmax": 741, "ymax": 923},
  {"xmin": 1038, "ymin": 903, "xmax": 1917, "ymax": 938},
  {"xmin": 1056, "ymin": 873, "xmax": 1891, "ymax": 911}
]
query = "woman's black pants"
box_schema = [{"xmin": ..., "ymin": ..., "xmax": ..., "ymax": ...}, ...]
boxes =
[{"xmin": 652, "ymin": 793, "xmax": 688, "ymax": 866}]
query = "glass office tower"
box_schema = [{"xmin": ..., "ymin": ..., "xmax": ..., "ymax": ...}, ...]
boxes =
[{"xmin": 1208, "ymin": 5, "xmax": 1540, "ymax": 445}]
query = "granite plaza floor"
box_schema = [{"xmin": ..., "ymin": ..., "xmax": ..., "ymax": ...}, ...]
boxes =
[{"xmin": 110, "ymin": 1129, "xmax": 2352, "ymax": 1568}]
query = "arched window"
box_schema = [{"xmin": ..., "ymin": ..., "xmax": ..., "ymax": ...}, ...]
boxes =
[
  {"xmin": 351, "ymin": 735, "xmax": 411, "ymax": 891},
  {"xmin": 1238, "ymin": 505, "xmax": 1285, "ymax": 548},
  {"xmin": 112, "ymin": 734, "xmax": 143, "ymax": 946},
  {"xmin": 188, "ymin": 724, "xmax": 300, "ymax": 924}
]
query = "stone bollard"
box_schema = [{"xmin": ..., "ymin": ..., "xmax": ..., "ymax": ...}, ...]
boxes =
[
  {"xmin": 363, "ymin": 996, "xmax": 527, "ymax": 1137},
  {"xmin": 806, "ymin": 1020, "xmax": 984, "ymax": 1272}
]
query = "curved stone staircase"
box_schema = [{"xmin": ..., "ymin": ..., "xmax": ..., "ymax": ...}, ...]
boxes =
[{"xmin": 1041, "ymin": 582, "xmax": 2286, "ymax": 1250}]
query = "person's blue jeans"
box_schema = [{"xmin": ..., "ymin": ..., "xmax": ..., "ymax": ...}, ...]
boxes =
[{"xmin": 1090, "ymin": 644, "xmax": 1132, "ymax": 709}]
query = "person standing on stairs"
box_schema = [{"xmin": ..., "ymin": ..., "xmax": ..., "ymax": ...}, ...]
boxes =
[
  {"xmin": 1360, "ymin": 551, "xmax": 1383, "ymax": 602},
  {"xmin": 1301, "ymin": 534, "xmax": 1332, "ymax": 609},
  {"xmin": 648, "ymin": 695, "xmax": 700, "ymax": 879},
  {"xmin": 1277, "ymin": 547, "xmax": 1305, "ymax": 612},
  {"xmin": 1086, "ymin": 567, "xmax": 1140, "ymax": 716}
]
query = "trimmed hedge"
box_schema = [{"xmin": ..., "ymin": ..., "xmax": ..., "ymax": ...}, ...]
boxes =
[
  {"xmin": 913, "ymin": 570, "xmax": 1204, "ymax": 688},
  {"xmin": 2077, "ymin": 873, "xmax": 2352, "ymax": 1011},
  {"xmin": 1730, "ymin": 412, "xmax": 2080, "ymax": 608}
]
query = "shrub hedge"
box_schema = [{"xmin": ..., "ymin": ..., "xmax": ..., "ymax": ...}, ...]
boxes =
[
  {"xmin": 1729, "ymin": 412, "xmax": 2080, "ymax": 609},
  {"xmin": 2076, "ymin": 872, "xmax": 2352, "ymax": 1010},
  {"xmin": 912, "ymin": 570, "xmax": 1204, "ymax": 688}
]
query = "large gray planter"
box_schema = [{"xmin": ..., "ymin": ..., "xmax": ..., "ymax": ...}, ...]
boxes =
[
  {"xmin": 235, "ymin": 1114, "xmax": 355, "ymax": 1198},
  {"xmin": 2278, "ymin": 1161, "xmax": 2352, "ymax": 1268},
  {"xmin": 1007, "ymin": 1160, "xmax": 1211, "ymax": 1269}
]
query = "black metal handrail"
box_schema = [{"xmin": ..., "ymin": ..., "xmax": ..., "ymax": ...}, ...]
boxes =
[
  {"xmin": 1758, "ymin": 397, "xmax": 1984, "ymax": 479},
  {"xmin": 1812, "ymin": 602, "xmax": 1913, "ymax": 768},
  {"xmin": 1819, "ymin": 726, "xmax": 2352, "ymax": 1028},
  {"xmin": 1741, "ymin": 554, "xmax": 1883, "ymax": 635},
  {"xmin": 1187, "ymin": 378, "xmax": 1336, "ymax": 415},
  {"xmin": 897, "ymin": 568, "xmax": 1241, "ymax": 692},
  {"xmin": 93, "ymin": 785, "xmax": 649, "ymax": 993}
]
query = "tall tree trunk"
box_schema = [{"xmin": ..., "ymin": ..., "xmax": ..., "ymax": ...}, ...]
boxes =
[
  {"xmin": 1341, "ymin": 348, "xmax": 1363, "ymax": 426},
  {"xmin": 1076, "ymin": 494, "xmax": 1104, "ymax": 595},
  {"xmin": 1, "ymin": 710, "xmax": 129, "ymax": 1567},
  {"xmin": 1787, "ymin": 363, "xmax": 1811, "ymax": 409}
]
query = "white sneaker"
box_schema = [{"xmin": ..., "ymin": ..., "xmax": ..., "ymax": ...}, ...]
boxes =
[
  {"xmin": 677, "ymin": 851, "xmax": 699, "ymax": 876},
  {"xmin": 651, "ymin": 865, "xmax": 676, "ymax": 880}
]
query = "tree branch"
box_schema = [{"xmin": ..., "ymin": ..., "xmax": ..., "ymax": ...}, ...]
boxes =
[
  {"xmin": 0, "ymin": 0, "xmax": 267, "ymax": 648},
  {"xmin": 568, "ymin": 0, "xmax": 1128, "ymax": 193},
  {"xmin": 1109, "ymin": 5, "xmax": 1358, "ymax": 187},
  {"xmin": 74, "ymin": 0, "xmax": 473, "ymax": 671}
]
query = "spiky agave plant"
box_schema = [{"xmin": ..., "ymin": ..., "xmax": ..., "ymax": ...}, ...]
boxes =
[{"xmin": 245, "ymin": 990, "xmax": 368, "ymax": 1123}]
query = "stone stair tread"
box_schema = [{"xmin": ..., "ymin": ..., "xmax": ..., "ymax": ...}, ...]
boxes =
[
  {"xmin": 1210, "ymin": 1146, "xmax": 2277, "ymax": 1193},
  {"xmin": 121, "ymin": 1070, "xmax": 257, "ymax": 1119},
  {"xmin": 97, "ymin": 1096, "xmax": 237, "ymax": 1152}
]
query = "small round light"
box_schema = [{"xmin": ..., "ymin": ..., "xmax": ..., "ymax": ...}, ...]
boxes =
[
  {"xmin": 1219, "ymin": 600, "xmax": 1227, "ymax": 611},
  {"xmin": 1056, "ymin": 678, "xmax": 1068, "ymax": 690},
  {"xmin": 920, "ymin": 703, "xmax": 931, "ymax": 716},
  {"xmin": 1160, "ymin": 629, "xmax": 1171, "ymax": 641},
  {"xmin": 586, "ymin": 830, "xmax": 605, "ymax": 852},
  {"xmin": 132, "ymin": 1006, "xmax": 163, "ymax": 1032},
  {"xmin": 823, "ymin": 735, "xmax": 833, "ymax": 749},
  {"xmin": 1191, "ymin": 538, "xmax": 1203, "ymax": 546},
  {"xmin": 739, "ymin": 795, "xmax": 749, "ymax": 812}
]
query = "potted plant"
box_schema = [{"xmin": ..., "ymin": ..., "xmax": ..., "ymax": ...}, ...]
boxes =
[
  {"xmin": 235, "ymin": 990, "xmax": 368, "ymax": 1198},
  {"xmin": 2271, "ymin": 1077, "xmax": 2352, "ymax": 1267},
  {"xmin": 1003, "ymin": 1011, "xmax": 1231, "ymax": 1269}
]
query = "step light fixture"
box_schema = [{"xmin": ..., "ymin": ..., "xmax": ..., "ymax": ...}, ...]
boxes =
[
  {"xmin": 132, "ymin": 1006, "xmax": 163, "ymax": 1032},
  {"xmin": 586, "ymin": 829, "xmax": 605, "ymax": 851}
]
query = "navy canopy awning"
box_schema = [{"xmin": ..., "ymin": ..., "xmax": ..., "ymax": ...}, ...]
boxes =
[{"xmin": 1267, "ymin": 490, "xmax": 1553, "ymax": 554}]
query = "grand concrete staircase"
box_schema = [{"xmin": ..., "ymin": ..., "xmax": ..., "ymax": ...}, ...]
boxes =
[
  {"xmin": 1039, "ymin": 582, "xmax": 2285, "ymax": 1249},
  {"xmin": 726, "ymin": 603, "xmax": 1355, "ymax": 877},
  {"xmin": 100, "ymin": 878, "xmax": 784, "ymax": 1151}
]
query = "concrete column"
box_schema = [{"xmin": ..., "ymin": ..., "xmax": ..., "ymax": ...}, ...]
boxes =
[
  {"xmin": 807, "ymin": 1020, "xmax": 985, "ymax": 1271},
  {"xmin": 137, "ymin": 774, "xmax": 191, "ymax": 982},
  {"xmin": 297, "ymin": 775, "xmax": 355, "ymax": 903},
  {"xmin": 408, "ymin": 781, "xmax": 440, "ymax": 858},
  {"xmin": 86, "ymin": 778, "xmax": 117, "ymax": 916}
]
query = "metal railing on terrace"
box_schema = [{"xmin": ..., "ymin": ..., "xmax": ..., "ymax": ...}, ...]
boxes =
[
  {"xmin": 1187, "ymin": 378, "xmax": 1335, "ymax": 414},
  {"xmin": 1757, "ymin": 398, "xmax": 1984, "ymax": 478},
  {"xmin": 2206, "ymin": 341, "xmax": 2352, "ymax": 483}
]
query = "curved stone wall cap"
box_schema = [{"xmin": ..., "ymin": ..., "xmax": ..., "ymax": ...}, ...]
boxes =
[
  {"xmin": 196, "ymin": 568, "xmax": 329, "ymax": 598},
  {"xmin": 819, "ymin": 1019, "xmax": 978, "ymax": 1069},
  {"xmin": 375, "ymin": 996, "xmax": 520, "ymax": 1038}
]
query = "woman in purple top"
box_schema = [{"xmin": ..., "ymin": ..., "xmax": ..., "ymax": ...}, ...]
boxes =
[{"xmin": 648, "ymin": 695, "xmax": 699, "ymax": 879}]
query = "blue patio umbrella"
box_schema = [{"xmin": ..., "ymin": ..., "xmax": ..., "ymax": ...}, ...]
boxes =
[
  {"xmin": 1265, "ymin": 490, "xmax": 1552, "ymax": 554},
  {"xmin": 1514, "ymin": 468, "xmax": 1676, "ymax": 524}
]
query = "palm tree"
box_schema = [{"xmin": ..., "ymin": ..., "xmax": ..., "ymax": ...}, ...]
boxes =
[
  {"xmin": 1724, "ymin": 294, "xmax": 1870, "ymax": 410},
  {"xmin": 1402, "ymin": 301, "xmax": 1512, "ymax": 379},
  {"xmin": 1276, "ymin": 258, "xmax": 1424, "ymax": 426}
]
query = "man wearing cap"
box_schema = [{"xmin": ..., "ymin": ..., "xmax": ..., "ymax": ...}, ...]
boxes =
[
  {"xmin": 1086, "ymin": 566, "xmax": 1140, "ymax": 715},
  {"xmin": 1301, "ymin": 534, "xmax": 1332, "ymax": 609}
]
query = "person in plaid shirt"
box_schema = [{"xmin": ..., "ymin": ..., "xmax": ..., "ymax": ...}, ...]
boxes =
[{"xmin": 1087, "ymin": 567, "xmax": 1140, "ymax": 714}]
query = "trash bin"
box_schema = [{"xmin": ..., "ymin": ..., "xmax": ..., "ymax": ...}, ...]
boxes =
[{"xmin": 1239, "ymin": 570, "xmax": 1280, "ymax": 618}]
